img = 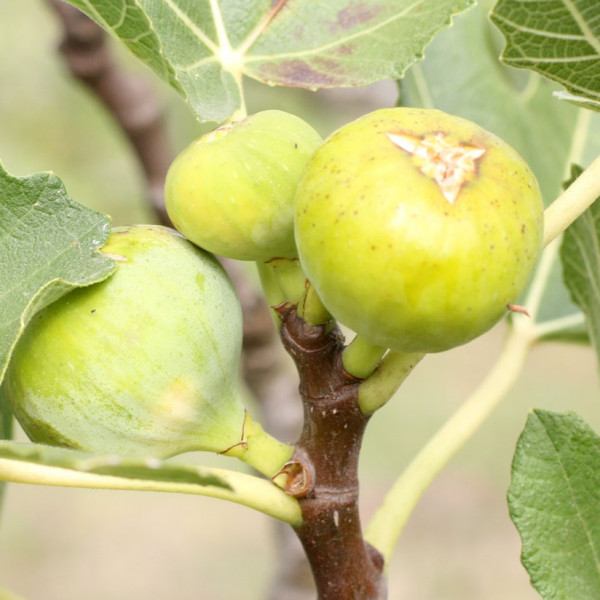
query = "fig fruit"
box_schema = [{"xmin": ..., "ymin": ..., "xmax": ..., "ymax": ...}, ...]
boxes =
[
  {"xmin": 165, "ymin": 110, "xmax": 323, "ymax": 262},
  {"xmin": 5, "ymin": 225, "xmax": 247, "ymax": 458},
  {"xmin": 294, "ymin": 107, "xmax": 544, "ymax": 354}
]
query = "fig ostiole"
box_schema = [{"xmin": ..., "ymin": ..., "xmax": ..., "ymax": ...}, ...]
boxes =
[
  {"xmin": 294, "ymin": 107, "xmax": 544, "ymax": 354},
  {"xmin": 165, "ymin": 109, "xmax": 323, "ymax": 262},
  {"xmin": 5, "ymin": 225, "xmax": 292, "ymax": 476}
]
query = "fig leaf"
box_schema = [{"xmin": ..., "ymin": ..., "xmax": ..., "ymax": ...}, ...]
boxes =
[
  {"xmin": 491, "ymin": 0, "xmax": 600, "ymax": 112},
  {"xmin": 0, "ymin": 164, "xmax": 115, "ymax": 386},
  {"xmin": 560, "ymin": 165, "xmax": 600, "ymax": 354},
  {"xmin": 63, "ymin": 0, "xmax": 475, "ymax": 122},
  {"xmin": 508, "ymin": 409, "xmax": 600, "ymax": 599}
]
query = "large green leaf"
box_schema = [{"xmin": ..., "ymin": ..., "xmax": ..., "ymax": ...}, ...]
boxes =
[
  {"xmin": 399, "ymin": 1, "xmax": 600, "ymax": 344},
  {"xmin": 491, "ymin": 0, "xmax": 600, "ymax": 112},
  {"xmin": 0, "ymin": 164, "xmax": 116, "ymax": 384},
  {"xmin": 560, "ymin": 165, "xmax": 600, "ymax": 358},
  {"xmin": 508, "ymin": 410, "xmax": 600, "ymax": 600},
  {"xmin": 65, "ymin": 0, "xmax": 475, "ymax": 122}
]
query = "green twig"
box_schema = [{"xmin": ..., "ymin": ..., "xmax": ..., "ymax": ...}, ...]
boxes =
[
  {"xmin": 342, "ymin": 336, "xmax": 387, "ymax": 380},
  {"xmin": 298, "ymin": 282, "xmax": 332, "ymax": 326},
  {"xmin": 364, "ymin": 325, "xmax": 534, "ymax": 564},
  {"xmin": 358, "ymin": 351, "xmax": 425, "ymax": 414},
  {"xmin": 222, "ymin": 412, "xmax": 294, "ymax": 478},
  {"xmin": 544, "ymin": 153, "xmax": 600, "ymax": 246}
]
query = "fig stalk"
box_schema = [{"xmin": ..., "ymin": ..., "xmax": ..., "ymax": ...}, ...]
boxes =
[{"xmin": 222, "ymin": 412, "xmax": 294, "ymax": 479}]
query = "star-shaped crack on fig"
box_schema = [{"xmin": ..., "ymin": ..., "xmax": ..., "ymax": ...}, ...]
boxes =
[{"xmin": 386, "ymin": 132, "xmax": 486, "ymax": 205}]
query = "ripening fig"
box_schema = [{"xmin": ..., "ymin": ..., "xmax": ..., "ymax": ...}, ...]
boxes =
[
  {"xmin": 165, "ymin": 110, "xmax": 323, "ymax": 262},
  {"xmin": 294, "ymin": 107, "xmax": 544, "ymax": 354},
  {"xmin": 5, "ymin": 225, "xmax": 248, "ymax": 459}
]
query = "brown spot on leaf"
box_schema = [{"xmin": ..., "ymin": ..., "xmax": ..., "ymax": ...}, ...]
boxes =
[
  {"xmin": 334, "ymin": 43, "xmax": 356, "ymax": 56},
  {"xmin": 337, "ymin": 4, "xmax": 383, "ymax": 29},
  {"xmin": 257, "ymin": 60, "xmax": 347, "ymax": 88}
]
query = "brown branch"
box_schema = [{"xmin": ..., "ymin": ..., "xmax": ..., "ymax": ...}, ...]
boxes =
[{"xmin": 277, "ymin": 305, "xmax": 387, "ymax": 600}]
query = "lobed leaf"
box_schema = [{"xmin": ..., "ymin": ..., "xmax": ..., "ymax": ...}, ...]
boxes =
[
  {"xmin": 65, "ymin": 0, "xmax": 475, "ymax": 122},
  {"xmin": 0, "ymin": 164, "xmax": 116, "ymax": 385},
  {"xmin": 491, "ymin": 0, "xmax": 600, "ymax": 112},
  {"xmin": 508, "ymin": 410, "xmax": 600, "ymax": 600}
]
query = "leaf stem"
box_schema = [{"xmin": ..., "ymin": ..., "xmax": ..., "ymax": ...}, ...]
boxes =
[
  {"xmin": 544, "ymin": 153, "xmax": 600, "ymax": 246},
  {"xmin": 364, "ymin": 325, "xmax": 534, "ymax": 565},
  {"xmin": 0, "ymin": 450, "xmax": 302, "ymax": 526}
]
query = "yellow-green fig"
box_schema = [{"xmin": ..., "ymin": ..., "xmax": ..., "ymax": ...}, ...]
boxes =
[
  {"xmin": 294, "ymin": 108, "xmax": 544, "ymax": 354},
  {"xmin": 5, "ymin": 225, "xmax": 247, "ymax": 459},
  {"xmin": 165, "ymin": 110, "xmax": 323, "ymax": 262}
]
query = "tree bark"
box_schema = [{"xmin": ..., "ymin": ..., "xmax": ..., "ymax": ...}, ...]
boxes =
[{"xmin": 278, "ymin": 305, "xmax": 387, "ymax": 600}]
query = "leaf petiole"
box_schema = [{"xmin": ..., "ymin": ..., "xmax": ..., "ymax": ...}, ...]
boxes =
[
  {"xmin": 543, "ymin": 153, "xmax": 600, "ymax": 246},
  {"xmin": 364, "ymin": 325, "xmax": 534, "ymax": 565},
  {"xmin": 0, "ymin": 441, "xmax": 302, "ymax": 526}
]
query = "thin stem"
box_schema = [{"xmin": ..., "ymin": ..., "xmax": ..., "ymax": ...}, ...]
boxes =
[
  {"xmin": 358, "ymin": 351, "xmax": 425, "ymax": 414},
  {"xmin": 364, "ymin": 325, "xmax": 534, "ymax": 565},
  {"xmin": 256, "ymin": 261, "xmax": 286, "ymax": 311},
  {"xmin": 222, "ymin": 412, "xmax": 294, "ymax": 478},
  {"xmin": 268, "ymin": 258, "xmax": 307, "ymax": 306},
  {"xmin": 298, "ymin": 282, "xmax": 332, "ymax": 326},
  {"xmin": 0, "ymin": 453, "xmax": 302, "ymax": 526},
  {"xmin": 342, "ymin": 336, "xmax": 387, "ymax": 380},
  {"xmin": 522, "ymin": 236, "xmax": 561, "ymax": 320},
  {"xmin": 533, "ymin": 312, "xmax": 585, "ymax": 339},
  {"xmin": 544, "ymin": 153, "xmax": 600, "ymax": 246}
]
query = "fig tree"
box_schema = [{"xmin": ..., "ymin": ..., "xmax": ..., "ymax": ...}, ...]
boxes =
[
  {"xmin": 5, "ymin": 225, "xmax": 248, "ymax": 459},
  {"xmin": 294, "ymin": 107, "xmax": 544, "ymax": 354},
  {"xmin": 165, "ymin": 109, "xmax": 322, "ymax": 262}
]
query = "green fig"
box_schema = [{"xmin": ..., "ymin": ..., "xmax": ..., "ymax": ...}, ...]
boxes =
[
  {"xmin": 5, "ymin": 225, "xmax": 246, "ymax": 459},
  {"xmin": 294, "ymin": 107, "xmax": 544, "ymax": 354},
  {"xmin": 165, "ymin": 110, "xmax": 323, "ymax": 262}
]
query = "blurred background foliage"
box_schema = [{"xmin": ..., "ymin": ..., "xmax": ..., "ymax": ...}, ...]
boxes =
[{"xmin": 1, "ymin": 1, "xmax": 600, "ymax": 599}]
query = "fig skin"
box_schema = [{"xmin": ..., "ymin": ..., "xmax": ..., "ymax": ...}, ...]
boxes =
[
  {"xmin": 5, "ymin": 225, "xmax": 246, "ymax": 458},
  {"xmin": 294, "ymin": 107, "xmax": 544, "ymax": 354},
  {"xmin": 165, "ymin": 109, "xmax": 323, "ymax": 262}
]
